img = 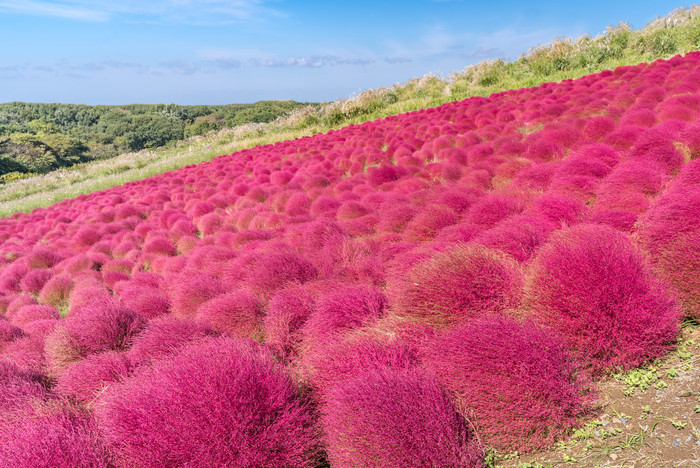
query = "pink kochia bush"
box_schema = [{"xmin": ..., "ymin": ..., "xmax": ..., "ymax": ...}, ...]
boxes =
[
  {"xmin": 0, "ymin": 403, "xmax": 110, "ymax": 468},
  {"xmin": 421, "ymin": 315, "xmax": 594, "ymax": 453},
  {"xmin": 195, "ymin": 290, "xmax": 263, "ymax": 339},
  {"xmin": 322, "ymin": 366, "xmax": 484, "ymax": 468},
  {"xmin": 637, "ymin": 181, "xmax": 700, "ymax": 319},
  {"xmin": 95, "ymin": 336, "xmax": 321, "ymax": 467},
  {"xmin": 44, "ymin": 298, "xmax": 144, "ymax": 376},
  {"xmin": 524, "ymin": 224, "xmax": 682, "ymax": 374},
  {"xmin": 393, "ymin": 244, "xmax": 522, "ymax": 327}
]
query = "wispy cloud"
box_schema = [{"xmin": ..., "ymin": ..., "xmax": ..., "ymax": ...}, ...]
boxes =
[
  {"xmin": 250, "ymin": 55, "xmax": 375, "ymax": 68},
  {"xmin": 461, "ymin": 46, "xmax": 504, "ymax": 59},
  {"xmin": 0, "ymin": 0, "xmax": 109, "ymax": 21},
  {"xmin": 384, "ymin": 56, "xmax": 412, "ymax": 64},
  {"xmin": 0, "ymin": 0, "xmax": 280, "ymax": 23}
]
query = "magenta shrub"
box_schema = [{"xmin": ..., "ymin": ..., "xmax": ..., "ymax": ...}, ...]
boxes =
[
  {"xmin": 45, "ymin": 298, "xmax": 144, "ymax": 376},
  {"xmin": 168, "ymin": 271, "xmax": 225, "ymax": 317},
  {"xmin": 195, "ymin": 290, "xmax": 263, "ymax": 339},
  {"xmin": 302, "ymin": 284, "xmax": 387, "ymax": 343},
  {"xmin": 127, "ymin": 315, "xmax": 217, "ymax": 367},
  {"xmin": 322, "ymin": 366, "xmax": 484, "ymax": 468},
  {"xmin": 421, "ymin": 315, "xmax": 594, "ymax": 453},
  {"xmin": 263, "ymin": 285, "xmax": 315, "ymax": 361},
  {"xmin": 394, "ymin": 244, "xmax": 522, "ymax": 327},
  {"xmin": 0, "ymin": 403, "xmax": 110, "ymax": 468},
  {"xmin": 525, "ymin": 224, "xmax": 682, "ymax": 373},
  {"xmin": 307, "ymin": 332, "xmax": 419, "ymax": 400},
  {"xmin": 96, "ymin": 337, "xmax": 321, "ymax": 467},
  {"xmin": 11, "ymin": 304, "xmax": 59, "ymax": 327},
  {"xmin": 637, "ymin": 186, "xmax": 700, "ymax": 318},
  {"xmin": 38, "ymin": 274, "xmax": 74, "ymax": 311},
  {"xmin": 245, "ymin": 251, "xmax": 318, "ymax": 297},
  {"xmin": 19, "ymin": 268, "xmax": 53, "ymax": 295},
  {"xmin": 55, "ymin": 351, "xmax": 131, "ymax": 404}
]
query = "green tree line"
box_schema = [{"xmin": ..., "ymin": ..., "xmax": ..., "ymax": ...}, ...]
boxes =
[{"xmin": 0, "ymin": 101, "xmax": 310, "ymax": 176}]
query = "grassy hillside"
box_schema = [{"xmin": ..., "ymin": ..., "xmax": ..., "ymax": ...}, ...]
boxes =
[{"xmin": 1, "ymin": 5, "xmax": 700, "ymax": 217}]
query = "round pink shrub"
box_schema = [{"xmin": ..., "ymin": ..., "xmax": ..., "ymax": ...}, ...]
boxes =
[
  {"xmin": 582, "ymin": 115, "xmax": 616, "ymax": 140},
  {"xmin": 403, "ymin": 204, "xmax": 458, "ymax": 241},
  {"xmin": 38, "ymin": 274, "xmax": 74, "ymax": 311},
  {"xmin": 195, "ymin": 290, "xmax": 263, "ymax": 339},
  {"xmin": 525, "ymin": 193, "xmax": 584, "ymax": 225},
  {"xmin": 19, "ymin": 268, "xmax": 53, "ymax": 295},
  {"xmin": 245, "ymin": 251, "xmax": 318, "ymax": 297},
  {"xmin": 322, "ymin": 366, "xmax": 484, "ymax": 468},
  {"xmin": 525, "ymin": 224, "xmax": 682, "ymax": 373},
  {"xmin": 26, "ymin": 246, "xmax": 63, "ymax": 269},
  {"xmin": 308, "ymin": 332, "xmax": 419, "ymax": 401},
  {"xmin": 10, "ymin": 304, "xmax": 59, "ymax": 328},
  {"xmin": 127, "ymin": 316, "xmax": 217, "ymax": 367},
  {"xmin": 45, "ymin": 298, "xmax": 145, "ymax": 376},
  {"xmin": 263, "ymin": 285, "xmax": 315, "ymax": 361},
  {"xmin": 474, "ymin": 215, "xmax": 554, "ymax": 262},
  {"xmin": 0, "ymin": 403, "xmax": 109, "ymax": 468},
  {"xmin": 55, "ymin": 351, "xmax": 131, "ymax": 404},
  {"xmin": 120, "ymin": 289, "xmax": 170, "ymax": 320},
  {"xmin": 393, "ymin": 244, "xmax": 522, "ymax": 327},
  {"xmin": 142, "ymin": 237, "xmax": 176, "ymax": 257},
  {"xmin": 637, "ymin": 186, "xmax": 700, "ymax": 318},
  {"xmin": 96, "ymin": 337, "xmax": 321, "ymax": 467},
  {"xmin": 375, "ymin": 203, "xmax": 417, "ymax": 233},
  {"xmin": 421, "ymin": 315, "xmax": 594, "ymax": 453},
  {"xmin": 0, "ymin": 319, "xmax": 25, "ymax": 349},
  {"xmin": 465, "ymin": 193, "xmax": 524, "ymax": 228},
  {"xmin": 168, "ymin": 271, "xmax": 225, "ymax": 318},
  {"xmin": 302, "ymin": 284, "xmax": 388, "ymax": 343},
  {"xmin": 0, "ymin": 359, "xmax": 48, "ymax": 412}
]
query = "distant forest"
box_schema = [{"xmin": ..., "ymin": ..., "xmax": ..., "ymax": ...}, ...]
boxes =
[{"xmin": 0, "ymin": 101, "xmax": 310, "ymax": 176}]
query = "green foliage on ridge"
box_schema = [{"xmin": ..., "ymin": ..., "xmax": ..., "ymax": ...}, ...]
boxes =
[{"xmin": 0, "ymin": 100, "xmax": 310, "ymax": 176}]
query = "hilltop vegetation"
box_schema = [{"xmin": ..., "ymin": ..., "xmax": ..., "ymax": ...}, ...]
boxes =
[{"xmin": 0, "ymin": 100, "xmax": 311, "ymax": 176}]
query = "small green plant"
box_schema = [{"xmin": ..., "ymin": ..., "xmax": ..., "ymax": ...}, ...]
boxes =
[
  {"xmin": 642, "ymin": 405, "xmax": 653, "ymax": 414},
  {"xmin": 694, "ymin": 405, "xmax": 700, "ymax": 414},
  {"xmin": 670, "ymin": 419, "xmax": 687, "ymax": 430},
  {"xmin": 666, "ymin": 368, "xmax": 679, "ymax": 379},
  {"xmin": 614, "ymin": 365, "xmax": 662, "ymax": 395}
]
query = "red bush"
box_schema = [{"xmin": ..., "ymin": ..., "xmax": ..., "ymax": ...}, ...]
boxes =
[
  {"xmin": 421, "ymin": 315, "xmax": 594, "ymax": 453},
  {"xmin": 45, "ymin": 298, "xmax": 144, "ymax": 376},
  {"xmin": 393, "ymin": 243, "xmax": 522, "ymax": 327},
  {"xmin": 195, "ymin": 290, "xmax": 263, "ymax": 339},
  {"xmin": 525, "ymin": 224, "xmax": 682, "ymax": 373},
  {"xmin": 637, "ymin": 186, "xmax": 700, "ymax": 319},
  {"xmin": 168, "ymin": 271, "xmax": 225, "ymax": 318},
  {"xmin": 0, "ymin": 402, "xmax": 109, "ymax": 467},
  {"xmin": 55, "ymin": 351, "xmax": 131, "ymax": 404},
  {"xmin": 264, "ymin": 285, "xmax": 315, "ymax": 361},
  {"xmin": 323, "ymin": 366, "xmax": 484, "ymax": 468},
  {"xmin": 96, "ymin": 337, "xmax": 321, "ymax": 467}
]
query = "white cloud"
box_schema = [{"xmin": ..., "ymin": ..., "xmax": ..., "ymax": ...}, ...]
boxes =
[
  {"xmin": 0, "ymin": 0, "xmax": 109, "ymax": 21},
  {"xmin": 0, "ymin": 0, "xmax": 280, "ymax": 23}
]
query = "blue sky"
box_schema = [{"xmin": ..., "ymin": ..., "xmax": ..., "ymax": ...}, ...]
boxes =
[{"xmin": 0, "ymin": 1, "xmax": 687, "ymax": 104}]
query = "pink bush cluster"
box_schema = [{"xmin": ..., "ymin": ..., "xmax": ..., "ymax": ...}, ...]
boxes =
[{"xmin": 1, "ymin": 52, "xmax": 699, "ymax": 462}]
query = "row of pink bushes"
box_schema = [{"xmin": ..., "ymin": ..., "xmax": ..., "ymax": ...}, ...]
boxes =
[{"xmin": 1, "ymin": 52, "xmax": 699, "ymax": 466}]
